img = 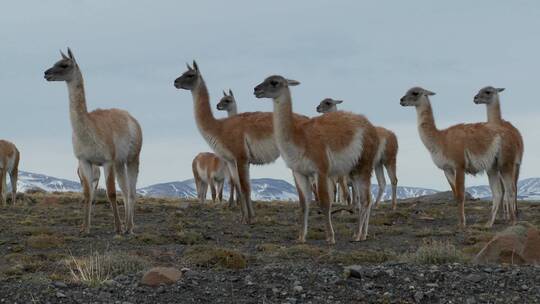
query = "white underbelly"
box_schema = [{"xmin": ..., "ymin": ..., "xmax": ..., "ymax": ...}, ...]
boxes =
[
  {"xmin": 278, "ymin": 142, "xmax": 316, "ymax": 176},
  {"xmin": 430, "ymin": 149, "xmax": 454, "ymax": 171},
  {"xmin": 327, "ymin": 131, "xmax": 364, "ymax": 176},
  {"xmin": 465, "ymin": 136, "xmax": 501, "ymax": 174},
  {"xmin": 245, "ymin": 136, "xmax": 280, "ymax": 165}
]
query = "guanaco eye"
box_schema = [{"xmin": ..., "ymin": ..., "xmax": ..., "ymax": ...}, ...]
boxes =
[
  {"xmin": 270, "ymin": 80, "xmax": 278, "ymax": 87},
  {"xmin": 412, "ymin": 92, "xmax": 419, "ymax": 96},
  {"xmin": 325, "ymin": 102, "xmax": 331, "ymax": 105},
  {"xmin": 485, "ymin": 91, "xmax": 491, "ymax": 95},
  {"xmin": 59, "ymin": 63, "xmax": 69, "ymax": 68}
]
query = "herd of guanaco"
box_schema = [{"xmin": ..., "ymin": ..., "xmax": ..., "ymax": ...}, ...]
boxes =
[{"xmin": 0, "ymin": 48, "xmax": 523, "ymax": 245}]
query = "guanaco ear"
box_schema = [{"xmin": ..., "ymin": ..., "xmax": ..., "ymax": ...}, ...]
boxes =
[
  {"xmin": 67, "ymin": 48, "xmax": 76, "ymax": 62},
  {"xmin": 223, "ymin": 90, "xmax": 227, "ymax": 97},
  {"xmin": 186, "ymin": 62, "xmax": 193, "ymax": 71},
  {"xmin": 192, "ymin": 60, "xmax": 199, "ymax": 71},
  {"xmin": 60, "ymin": 50, "xmax": 69, "ymax": 60},
  {"xmin": 287, "ymin": 79, "xmax": 300, "ymax": 86},
  {"xmin": 333, "ymin": 99, "xmax": 343, "ymax": 104},
  {"xmin": 229, "ymin": 89, "xmax": 234, "ymax": 97},
  {"xmin": 423, "ymin": 89, "xmax": 436, "ymax": 96},
  {"xmin": 496, "ymin": 88, "xmax": 505, "ymax": 93}
]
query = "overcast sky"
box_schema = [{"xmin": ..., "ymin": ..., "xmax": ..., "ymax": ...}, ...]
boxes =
[{"xmin": 1, "ymin": 1, "xmax": 539, "ymax": 190}]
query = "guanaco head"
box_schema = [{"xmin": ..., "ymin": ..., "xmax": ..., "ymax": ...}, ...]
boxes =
[
  {"xmin": 400, "ymin": 87, "xmax": 436, "ymax": 107},
  {"xmin": 174, "ymin": 61, "xmax": 201, "ymax": 90},
  {"xmin": 216, "ymin": 89, "xmax": 236, "ymax": 111},
  {"xmin": 44, "ymin": 48, "xmax": 79, "ymax": 82},
  {"xmin": 316, "ymin": 98, "xmax": 343, "ymax": 113},
  {"xmin": 253, "ymin": 75, "xmax": 300, "ymax": 100},
  {"xmin": 473, "ymin": 86, "xmax": 504, "ymax": 105}
]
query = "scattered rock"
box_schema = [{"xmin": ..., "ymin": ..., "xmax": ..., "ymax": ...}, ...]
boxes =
[
  {"xmin": 344, "ymin": 265, "xmax": 363, "ymax": 279},
  {"xmin": 465, "ymin": 274, "xmax": 483, "ymax": 283},
  {"xmin": 293, "ymin": 285, "xmax": 303, "ymax": 293},
  {"xmin": 141, "ymin": 267, "xmax": 183, "ymax": 287},
  {"xmin": 52, "ymin": 281, "xmax": 67, "ymax": 288}
]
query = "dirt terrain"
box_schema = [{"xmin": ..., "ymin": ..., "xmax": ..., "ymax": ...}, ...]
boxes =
[{"xmin": 0, "ymin": 192, "xmax": 539, "ymax": 303}]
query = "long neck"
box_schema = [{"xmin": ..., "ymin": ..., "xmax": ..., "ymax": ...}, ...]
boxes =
[
  {"xmin": 192, "ymin": 78, "xmax": 219, "ymax": 134},
  {"xmin": 486, "ymin": 99, "xmax": 502, "ymax": 123},
  {"xmin": 227, "ymin": 103, "xmax": 238, "ymax": 117},
  {"xmin": 328, "ymin": 105, "xmax": 337, "ymax": 112},
  {"xmin": 272, "ymin": 90, "xmax": 296, "ymax": 144},
  {"xmin": 66, "ymin": 69, "xmax": 90, "ymax": 134},
  {"xmin": 415, "ymin": 101, "xmax": 442, "ymax": 150}
]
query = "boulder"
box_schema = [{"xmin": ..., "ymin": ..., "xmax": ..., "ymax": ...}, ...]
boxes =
[
  {"xmin": 473, "ymin": 222, "xmax": 540, "ymax": 265},
  {"xmin": 141, "ymin": 267, "xmax": 183, "ymax": 287}
]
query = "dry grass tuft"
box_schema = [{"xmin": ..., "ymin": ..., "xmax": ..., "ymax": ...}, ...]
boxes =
[
  {"xmin": 183, "ymin": 245, "xmax": 247, "ymax": 269},
  {"xmin": 175, "ymin": 231, "xmax": 204, "ymax": 245},
  {"xmin": 27, "ymin": 234, "xmax": 64, "ymax": 249},
  {"xmin": 65, "ymin": 251, "xmax": 149, "ymax": 287},
  {"xmin": 330, "ymin": 249, "xmax": 396, "ymax": 264},
  {"xmin": 402, "ymin": 240, "xmax": 467, "ymax": 265}
]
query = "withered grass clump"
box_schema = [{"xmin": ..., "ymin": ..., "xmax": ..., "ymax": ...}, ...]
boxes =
[
  {"xmin": 65, "ymin": 251, "xmax": 149, "ymax": 287},
  {"xmin": 183, "ymin": 245, "xmax": 247, "ymax": 269}
]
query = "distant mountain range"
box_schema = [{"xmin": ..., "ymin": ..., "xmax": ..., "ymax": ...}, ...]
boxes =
[{"xmin": 9, "ymin": 171, "xmax": 540, "ymax": 201}]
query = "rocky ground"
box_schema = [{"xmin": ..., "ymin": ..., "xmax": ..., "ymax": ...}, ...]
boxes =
[{"xmin": 0, "ymin": 192, "xmax": 539, "ymax": 303}]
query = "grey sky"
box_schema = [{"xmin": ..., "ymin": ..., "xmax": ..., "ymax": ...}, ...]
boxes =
[{"xmin": 1, "ymin": 0, "xmax": 539, "ymax": 190}]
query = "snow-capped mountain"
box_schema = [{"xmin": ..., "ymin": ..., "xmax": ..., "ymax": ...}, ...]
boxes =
[
  {"xmin": 137, "ymin": 178, "xmax": 299, "ymax": 201},
  {"xmin": 11, "ymin": 170, "xmax": 540, "ymax": 202},
  {"xmin": 137, "ymin": 178, "xmax": 438, "ymax": 202},
  {"xmin": 11, "ymin": 171, "xmax": 82, "ymax": 192},
  {"xmin": 466, "ymin": 178, "xmax": 540, "ymax": 201},
  {"xmin": 371, "ymin": 185, "xmax": 438, "ymax": 201}
]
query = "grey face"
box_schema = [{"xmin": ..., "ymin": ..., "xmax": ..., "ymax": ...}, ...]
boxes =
[
  {"xmin": 474, "ymin": 86, "xmax": 504, "ymax": 104},
  {"xmin": 174, "ymin": 61, "xmax": 200, "ymax": 90},
  {"xmin": 400, "ymin": 87, "xmax": 436, "ymax": 107},
  {"xmin": 253, "ymin": 75, "xmax": 300, "ymax": 99},
  {"xmin": 44, "ymin": 48, "xmax": 77, "ymax": 82},
  {"xmin": 217, "ymin": 90, "xmax": 236, "ymax": 111},
  {"xmin": 316, "ymin": 98, "xmax": 343, "ymax": 113}
]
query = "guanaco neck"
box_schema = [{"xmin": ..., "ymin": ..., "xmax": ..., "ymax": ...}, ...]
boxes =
[
  {"xmin": 415, "ymin": 100, "xmax": 442, "ymax": 152},
  {"xmin": 66, "ymin": 69, "xmax": 91, "ymax": 137},
  {"xmin": 192, "ymin": 77, "xmax": 220, "ymax": 135},
  {"xmin": 486, "ymin": 99, "xmax": 503, "ymax": 124},
  {"xmin": 327, "ymin": 105, "xmax": 337, "ymax": 112},
  {"xmin": 272, "ymin": 90, "xmax": 296, "ymax": 145},
  {"xmin": 227, "ymin": 103, "xmax": 238, "ymax": 117}
]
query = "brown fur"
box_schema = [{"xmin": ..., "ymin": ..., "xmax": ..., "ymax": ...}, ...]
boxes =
[
  {"xmin": 268, "ymin": 89, "xmax": 379, "ymax": 244},
  {"xmin": 411, "ymin": 97, "xmax": 520, "ymax": 227},
  {"xmin": 373, "ymin": 127, "xmax": 399, "ymax": 210},
  {"xmin": 188, "ymin": 79, "xmax": 307, "ymax": 223},
  {"xmin": 45, "ymin": 51, "xmax": 143, "ymax": 235},
  {"xmin": 0, "ymin": 140, "xmax": 19, "ymax": 205},
  {"xmin": 192, "ymin": 152, "xmax": 228, "ymax": 204},
  {"xmin": 481, "ymin": 98, "xmax": 524, "ymax": 224}
]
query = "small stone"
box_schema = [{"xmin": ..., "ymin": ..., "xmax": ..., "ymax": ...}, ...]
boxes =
[
  {"xmin": 293, "ymin": 285, "xmax": 303, "ymax": 293},
  {"xmin": 52, "ymin": 281, "xmax": 67, "ymax": 288},
  {"xmin": 521, "ymin": 285, "xmax": 529, "ymax": 291},
  {"xmin": 272, "ymin": 287, "xmax": 279, "ymax": 294},
  {"xmin": 465, "ymin": 274, "xmax": 483, "ymax": 283},
  {"xmin": 56, "ymin": 292, "xmax": 66, "ymax": 298},
  {"xmin": 414, "ymin": 291, "xmax": 424, "ymax": 303},
  {"xmin": 466, "ymin": 297, "xmax": 476, "ymax": 304},
  {"xmin": 426, "ymin": 283, "xmax": 439, "ymax": 288}
]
